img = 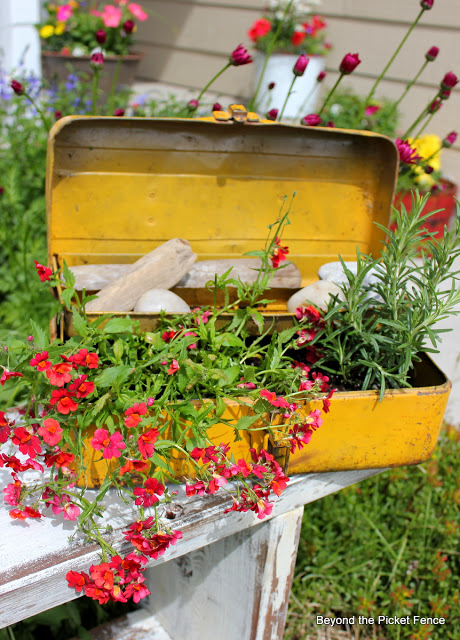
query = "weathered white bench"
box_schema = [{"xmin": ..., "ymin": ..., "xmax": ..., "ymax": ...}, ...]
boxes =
[{"xmin": 0, "ymin": 469, "xmax": 382, "ymax": 639}]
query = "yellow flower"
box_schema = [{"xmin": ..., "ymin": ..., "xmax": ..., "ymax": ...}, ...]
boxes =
[
  {"xmin": 69, "ymin": 0, "xmax": 80, "ymax": 7},
  {"xmin": 408, "ymin": 134, "xmax": 442, "ymax": 189},
  {"xmin": 54, "ymin": 21, "xmax": 66, "ymax": 35},
  {"xmin": 40, "ymin": 24, "xmax": 55, "ymax": 38}
]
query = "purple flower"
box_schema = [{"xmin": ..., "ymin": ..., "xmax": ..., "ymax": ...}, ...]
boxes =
[
  {"xmin": 420, "ymin": 0, "xmax": 434, "ymax": 8},
  {"xmin": 301, "ymin": 114, "xmax": 322, "ymax": 126},
  {"xmin": 340, "ymin": 53, "xmax": 361, "ymax": 75},
  {"xmin": 428, "ymin": 98, "xmax": 442, "ymax": 113},
  {"xmin": 317, "ymin": 71, "xmax": 326, "ymax": 82},
  {"xmin": 441, "ymin": 71, "xmax": 458, "ymax": 90},
  {"xmin": 90, "ymin": 53, "xmax": 104, "ymax": 69},
  {"xmin": 425, "ymin": 46, "xmax": 439, "ymax": 61},
  {"xmin": 212, "ymin": 102, "xmax": 222, "ymax": 111},
  {"xmin": 395, "ymin": 138, "xmax": 422, "ymax": 165},
  {"xmin": 230, "ymin": 44, "xmax": 252, "ymax": 66},
  {"xmin": 188, "ymin": 99, "xmax": 199, "ymax": 111},
  {"xmin": 266, "ymin": 108, "xmax": 278, "ymax": 121},
  {"xmin": 293, "ymin": 54, "xmax": 309, "ymax": 77},
  {"xmin": 442, "ymin": 131, "xmax": 457, "ymax": 148}
]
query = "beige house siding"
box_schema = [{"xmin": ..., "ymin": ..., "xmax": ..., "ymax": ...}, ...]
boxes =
[{"xmin": 137, "ymin": 0, "xmax": 460, "ymax": 181}]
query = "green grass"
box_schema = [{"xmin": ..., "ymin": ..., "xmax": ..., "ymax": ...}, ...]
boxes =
[{"xmin": 285, "ymin": 425, "xmax": 460, "ymax": 640}]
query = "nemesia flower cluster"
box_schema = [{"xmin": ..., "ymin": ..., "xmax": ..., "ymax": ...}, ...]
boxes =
[
  {"xmin": 1, "ymin": 214, "xmax": 335, "ymax": 604},
  {"xmin": 37, "ymin": 1, "xmax": 149, "ymax": 56}
]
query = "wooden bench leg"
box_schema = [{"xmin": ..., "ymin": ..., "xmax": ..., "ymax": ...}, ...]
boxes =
[{"xmin": 143, "ymin": 506, "xmax": 304, "ymax": 640}]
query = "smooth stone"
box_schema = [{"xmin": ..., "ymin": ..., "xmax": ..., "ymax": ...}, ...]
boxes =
[
  {"xmin": 287, "ymin": 280, "xmax": 345, "ymax": 313},
  {"xmin": 133, "ymin": 289, "xmax": 191, "ymax": 313},
  {"xmin": 318, "ymin": 261, "xmax": 379, "ymax": 287}
]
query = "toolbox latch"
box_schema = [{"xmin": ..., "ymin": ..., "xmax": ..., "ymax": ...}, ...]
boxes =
[{"xmin": 212, "ymin": 104, "xmax": 260, "ymax": 124}]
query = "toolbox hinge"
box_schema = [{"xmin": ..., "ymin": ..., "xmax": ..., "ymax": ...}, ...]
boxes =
[{"xmin": 212, "ymin": 104, "xmax": 262, "ymax": 124}]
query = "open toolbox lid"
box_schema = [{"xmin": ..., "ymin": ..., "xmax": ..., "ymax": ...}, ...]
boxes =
[{"xmin": 46, "ymin": 113, "xmax": 398, "ymax": 288}]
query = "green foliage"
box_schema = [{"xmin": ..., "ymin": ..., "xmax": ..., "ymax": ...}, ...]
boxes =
[
  {"xmin": 308, "ymin": 193, "xmax": 460, "ymax": 397},
  {"xmin": 285, "ymin": 425, "xmax": 460, "ymax": 640},
  {"xmin": 321, "ymin": 88, "xmax": 400, "ymax": 137}
]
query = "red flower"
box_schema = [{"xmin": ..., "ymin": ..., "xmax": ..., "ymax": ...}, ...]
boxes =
[
  {"xmin": 38, "ymin": 418, "xmax": 63, "ymax": 446},
  {"xmin": 70, "ymin": 348, "xmax": 99, "ymax": 369},
  {"xmin": 0, "ymin": 368, "xmax": 23, "ymax": 386},
  {"xmin": 301, "ymin": 114, "xmax": 322, "ymax": 127},
  {"xmin": 260, "ymin": 389, "xmax": 291, "ymax": 409},
  {"xmin": 248, "ymin": 18, "xmax": 271, "ymax": 42},
  {"xmin": 143, "ymin": 530, "xmax": 183, "ymax": 560},
  {"xmin": 95, "ymin": 29, "xmax": 107, "ymax": 44},
  {"xmin": 339, "ymin": 52, "xmax": 361, "ymax": 75},
  {"xmin": 441, "ymin": 71, "xmax": 458, "ymax": 90},
  {"xmin": 9, "ymin": 506, "xmax": 42, "ymax": 520},
  {"xmin": 395, "ymin": 138, "xmax": 422, "ymax": 165},
  {"xmin": 271, "ymin": 236, "xmax": 289, "ymax": 268},
  {"xmin": 91, "ymin": 429, "xmax": 126, "ymax": 459},
  {"xmin": 122, "ymin": 19, "xmax": 135, "ymax": 34},
  {"xmin": 55, "ymin": 110, "xmax": 62, "ymax": 120},
  {"xmin": 123, "ymin": 577, "xmax": 150, "ymax": 603},
  {"xmin": 133, "ymin": 477, "xmax": 165, "ymax": 507},
  {"xmin": 293, "ymin": 54, "xmax": 309, "ymax": 77},
  {"xmin": 12, "ymin": 427, "xmax": 41, "ymax": 458},
  {"xmin": 66, "ymin": 570, "xmax": 88, "ymax": 593},
  {"xmin": 0, "ymin": 411, "xmax": 12, "ymax": 443},
  {"xmin": 166, "ymin": 359, "xmax": 179, "ymax": 375},
  {"xmin": 46, "ymin": 361, "xmax": 73, "ymax": 387},
  {"xmin": 161, "ymin": 330, "xmax": 176, "ymax": 342},
  {"xmin": 68, "ymin": 374, "xmax": 95, "ymax": 398},
  {"xmin": 124, "ymin": 401, "xmax": 148, "ymax": 428},
  {"xmin": 365, "ymin": 105, "xmax": 381, "ymax": 116},
  {"xmin": 425, "ymin": 46, "xmax": 439, "ymax": 61},
  {"xmin": 3, "ymin": 477, "xmax": 22, "ymax": 506},
  {"xmin": 10, "ymin": 80, "xmax": 23, "ymax": 95},
  {"xmin": 84, "ymin": 583, "xmax": 111, "ymax": 604},
  {"xmin": 443, "ymin": 131, "xmax": 458, "ymax": 148},
  {"xmin": 45, "ymin": 450, "xmax": 75, "ymax": 472},
  {"xmin": 291, "ymin": 30, "xmax": 306, "ymax": 47},
  {"xmin": 30, "ymin": 351, "xmax": 51, "ymax": 371},
  {"xmin": 34, "ymin": 260, "xmax": 52, "ymax": 282},
  {"xmin": 137, "ymin": 427, "xmax": 159, "ymax": 459},
  {"xmin": 213, "ymin": 102, "xmax": 222, "ymax": 111},
  {"xmin": 90, "ymin": 52, "xmax": 105, "ymax": 68},
  {"xmin": 50, "ymin": 389, "xmax": 78, "ymax": 414},
  {"xmin": 119, "ymin": 458, "xmax": 150, "ymax": 475},
  {"xmin": 230, "ymin": 44, "xmax": 252, "ymax": 66},
  {"xmin": 268, "ymin": 82, "xmax": 275, "ymax": 90},
  {"xmin": 420, "ymin": 0, "xmax": 434, "ymax": 8}
]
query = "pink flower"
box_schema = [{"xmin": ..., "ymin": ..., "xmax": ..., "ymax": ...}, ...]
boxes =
[
  {"xmin": 441, "ymin": 71, "xmax": 458, "ymax": 90},
  {"xmin": 266, "ymin": 108, "xmax": 278, "ymax": 121},
  {"xmin": 212, "ymin": 102, "xmax": 222, "ymax": 112},
  {"xmin": 51, "ymin": 494, "xmax": 80, "ymax": 520},
  {"xmin": 38, "ymin": 418, "xmax": 63, "ymax": 446},
  {"xmin": 420, "ymin": 0, "xmax": 434, "ymax": 8},
  {"xmin": 10, "ymin": 80, "xmax": 23, "ymax": 95},
  {"xmin": 68, "ymin": 374, "xmax": 95, "ymax": 398},
  {"xmin": 46, "ymin": 361, "xmax": 73, "ymax": 387},
  {"xmin": 395, "ymin": 138, "xmax": 422, "ymax": 165},
  {"xmin": 124, "ymin": 402, "xmax": 148, "ymax": 428},
  {"xmin": 230, "ymin": 44, "xmax": 252, "ymax": 66},
  {"xmin": 50, "ymin": 389, "xmax": 78, "ymax": 414},
  {"xmin": 339, "ymin": 52, "xmax": 361, "ymax": 75},
  {"xmin": 248, "ymin": 18, "xmax": 271, "ymax": 42},
  {"xmin": 443, "ymin": 131, "xmax": 458, "ymax": 148},
  {"xmin": 271, "ymin": 236, "xmax": 289, "ymax": 268},
  {"xmin": 301, "ymin": 114, "xmax": 322, "ymax": 126},
  {"xmin": 90, "ymin": 53, "xmax": 105, "ymax": 68},
  {"xmin": 365, "ymin": 105, "xmax": 381, "ymax": 116},
  {"xmin": 293, "ymin": 54, "xmax": 309, "ymax": 77},
  {"xmin": 102, "ymin": 5, "xmax": 122, "ymax": 28},
  {"xmin": 57, "ymin": 5, "xmax": 73, "ymax": 21},
  {"xmin": 114, "ymin": 108, "xmax": 125, "ymax": 116},
  {"xmin": 91, "ymin": 428, "xmax": 126, "ymax": 459},
  {"xmin": 96, "ymin": 29, "xmax": 107, "ymax": 44},
  {"xmin": 133, "ymin": 477, "xmax": 165, "ymax": 507},
  {"xmin": 425, "ymin": 46, "xmax": 439, "ymax": 61},
  {"xmin": 137, "ymin": 428, "xmax": 159, "ymax": 459},
  {"xmin": 3, "ymin": 478, "xmax": 22, "ymax": 506},
  {"xmin": 0, "ymin": 368, "xmax": 23, "ymax": 385},
  {"xmin": 188, "ymin": 99, "xmax": 199, "ymax": 111},
  {"xmin": 12, "ymin": 427, "xmax": 41, "ymax": 458},
  {"xmin": 429, "ymin": 98, "xmax": 442, "ymax": 113},
  {"xmin": 128, "ymin": 3, "xmax": 149, "ymax": 21},
  {"xmin": 70, "ymin": 348, "xmax": 99, "ymax": 369},
  {"xmin": 260, "ymin": 389, "xmax": 291, "ymax": 409},
  {"xmin": 317, "ymin": 71, "xmax": 326, "ymax": 82},
  {"xmin": 166, "ymin": 359, "xmax": 179, "ymax": 375}
]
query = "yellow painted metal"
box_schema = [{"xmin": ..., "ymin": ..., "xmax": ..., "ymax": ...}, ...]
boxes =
[{"xmin": 46, "ymin": 113, "xmax": 451, "ymax": 479}]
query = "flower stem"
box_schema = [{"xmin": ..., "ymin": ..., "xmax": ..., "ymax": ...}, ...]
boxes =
[
  {"xmin": 23, "ymin": 92, "xmax": 50, "ymax": 131},
  {"xmin": 108, "ymin": 50, "xmax": 125, "ymax": 115},
  {"xmin": 196, "ymin": 63, "xmax": 231, "ymax": 104},
  {"xmin": 294, "ymin": 82, "xmax": 317, "ymax": 122},
  {"xmin": 413, "ymin": 111, "xmax": 435, "ymax": 141},
  {"xmin": 92, "ymin": 70, "xmax": 100, "ymax": 115},
  {"xmin": 317, "ymin": 73, "xmax": 343, "ymax": 116},
  {"xmin": 248, "ymin": 0, "xmax": 295, "ymax": 112},
  {"xmin": 388, "ymin": 60, "xmax": 428, "ymax": 118},
  {"xmin": 362, "ymin": 8, "xmax": 426, "ymax": 110},
  {"xmin": 402, "ymin": 92, "xmax": 438, "ymax": 138},
  {"xmin": 278, "ymin": 75, "xmax": 297, "ymax": 121}
]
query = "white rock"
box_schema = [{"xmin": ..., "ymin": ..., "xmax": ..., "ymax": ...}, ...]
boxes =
[
  {"xmin": 133, "ymin": 289, "xmax": 191, "ymax": 313},
  {"xmin": 287, "ymin": 280, "xmax": 345, "ymax": 313},
  {"xmin": 318, "ymin": 261, "xmax": 379, "ymax": 287}
]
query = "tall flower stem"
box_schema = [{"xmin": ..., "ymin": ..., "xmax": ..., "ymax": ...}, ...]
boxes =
[
  {"xmin": 318, "ymin": 73, "xmax": 343, "ymax": 116},
  {"xmin": 388, "ymin": 60, "xmax": 428, "ymax": 118},
  {"xmin": 248, "ymin": 0, "xmax": 295, "ymax": 112},
  {"xmin": 92, "ymin": 70, "xmax": 100, "ymax": 115},
  {"xmin": 278, "ymin": 76, "xmax": 297, "ymax": 121},
  {"xmin": 413, "ymin": 112, "xmax": 435, "ymax": 141},
  {"xmin": 196, "ymin": 63, "xmax": 231, "ymax": 104},
  {"xmin": 402, "ymin": 92, "xmax": 438, "ymax": 138},
  {"xmin": 355, "ymin": 7, "xmax": 427, "ymax": 127},
  {"xmin": 295, "ymin": 83, "xmax": 317, "ymax": 121},
  {"xmin": 108, "ymin": 49, "xmax": 126, "ymax": 115},
  {"xmin": 23, "ymin": 92, "xmax": 50, "ymax": 131}
]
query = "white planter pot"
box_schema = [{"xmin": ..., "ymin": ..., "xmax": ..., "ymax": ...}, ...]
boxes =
[{"xmin": 253, "ymin": 52, "xmax": 326, "ymax": 121}]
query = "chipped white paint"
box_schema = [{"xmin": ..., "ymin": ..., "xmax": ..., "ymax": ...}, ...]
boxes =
[{"xmin": 0, "ymin": 469, "xmax": 382, "ymax": 628}]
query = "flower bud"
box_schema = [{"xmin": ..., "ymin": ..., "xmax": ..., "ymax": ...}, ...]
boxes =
[
  {"xmin": 425, "ymin": 46, "xmax": 439, "ymax": 61},
  {"xmin": 90, "ymin": 52, "xmax": 104, "ymax": 69},
  {"xmin": 55, "ymin": 110, "xmax": 62, "ymax": 119},
  {"xmin": 429, "ymin": 98, "xmax": 442, "ymax": 113},
  {"xmin": 268, "ymin": 82, "xmax": 275, "ymax": 90},
  {"xmin": 188, "ymin": 99, "xmax": 199, "ymax": 111},
  {"xmin": 326, "ymin": 121, "xmax": 335, "ymax": 128},
  {"xmin": 317, "ymin": 71, "xmax": 326, "ymax": 82},
  {"xmin": 293, "ymin": 54, "xmax": 309, "ymax": 77},
  {"xmin": 114, "ymin": 108, "xmax": 125, "ymax": 116},
  {"xmin": 95, "ymin": 29, "xmax": 107, "ymax": 44},
  {"xmin": 441, "ymin": 71, "xmax": 458, "ymax": 90},
  {"xmin": 266, "ymin": 108, "xmax": 278, "ymax": 121},
  {"xmin": 212, "ymin": 102, "xmax": 222, "ymax": 111},
  {"xmin": 10, "ymin": 79, "xmax": 24, "ymax": 95},
  {"xmin": 424, "ymin": 165, "xmax": 434, "ymax": 174},
  {"xmin": 301, "ymin": 114, "xmax": 322, "ymax": 126},
  {"xmin": 123, "ymin": 20, "xmax": 135, "ymax": 34},
  {"xmin": 442, "ymin": 131, "xmax": 458, "ymax": 147},
  {"xmin": 440, "ymin": 88, "xmax": 451, "ymax": 100},
  {"xmin": 420, "ymin": 0, "xmax": 434, "ymax": 8},
  {"xmin": 230, "ymin": 44, "xmax": 252, "ymax": 66},
  {"xmin": 339, "ymin": 53, "xmax": 361, "ymax": 75}
]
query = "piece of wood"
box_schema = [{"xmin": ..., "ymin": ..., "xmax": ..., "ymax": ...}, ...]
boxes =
[
  {"xmin": 85, "ymin": 239, "xmax": 197, "ymax": 312},
  {"xmin": 72, "ymin": 258, "xmax": 301, "ymax": 292},
  {"xmin": 144, "ymin": 507, "xmax": 304, "ymax": 640},
  {"xmin": 0, "ymin": 469, "xmax": 383, "ymax": 628}
]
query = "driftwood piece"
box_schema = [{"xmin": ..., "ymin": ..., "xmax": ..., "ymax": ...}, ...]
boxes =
[
  {"xmin": 72, "ymin": 258, "xmax": 301, "ymax": 292},
  {"xmin": 85, "ymin": 239, "xmax": 197, "ymax": 312}
]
